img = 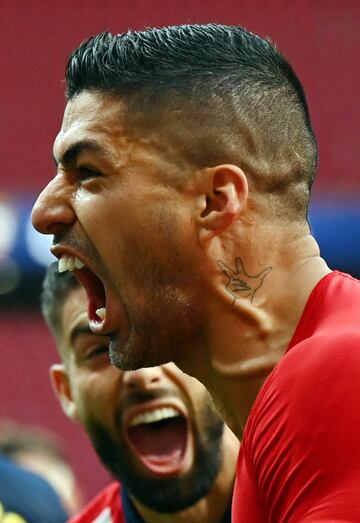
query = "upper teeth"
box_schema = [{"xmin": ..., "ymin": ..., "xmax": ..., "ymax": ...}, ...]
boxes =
[
  {"xmin": 58, "ymin": 254, "xmax": 85, "ymax": 273},
  {"xmin": 129, "ymin": 407, "xmax": 181, "ymax": 427}
]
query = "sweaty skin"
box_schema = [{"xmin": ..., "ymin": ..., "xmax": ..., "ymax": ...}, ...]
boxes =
[{"xmin": 32, "ymin": 91, "xmax": 330, "ymax": 437}]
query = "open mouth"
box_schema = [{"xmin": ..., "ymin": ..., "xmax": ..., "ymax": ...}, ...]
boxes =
[
  {"xmin": 75, "ymin": 268, "xmax": 106, "ymax": 324},
  {"xmin": 126, "ymin": 406, "xmax": 190, "ymax": 477},
  {"xmin": 58, "ymin": 254, "xmax": 107, "ymax": 327}
]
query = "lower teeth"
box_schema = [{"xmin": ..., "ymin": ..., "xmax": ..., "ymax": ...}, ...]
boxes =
[{"xmin": 96, "ymin": 307, "xmax": 106, "ymax": 321}]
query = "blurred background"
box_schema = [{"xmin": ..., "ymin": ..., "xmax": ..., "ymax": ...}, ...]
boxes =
[{"xmin": 0, "ymin": 0, "xmax": 359, "ymax": 505}]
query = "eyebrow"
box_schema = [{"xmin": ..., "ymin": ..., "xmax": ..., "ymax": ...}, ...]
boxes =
[
  {"xmin": 53, "ymin": 140, "xmax": 106, "ymax": 168},
  {"xmin": 69, "ymin": 324, "xmax": 93, "ymax": 346}
]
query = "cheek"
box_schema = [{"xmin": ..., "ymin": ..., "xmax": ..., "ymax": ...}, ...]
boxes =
[
  {"xmin": 164, "ymin": 366, "xmax": 211, "ymax": 412},
  {"xmin": 76, "ymin": 189, "xmax": 127, "ymax": 238},
  {"xmin": 170, "ymin": 367, "xmax": 209, "ymax": 399},
  {"xmin": 80, "ymin": 190, "xmax": 143, "ymax": 243},
  {"xmin": 74, "ymin": 372, "xmax": 119, "ymax": 421}
]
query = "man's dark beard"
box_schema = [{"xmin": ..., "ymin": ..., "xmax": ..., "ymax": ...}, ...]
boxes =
[{"xmin": 84, "ymin": 404, "xmax": 225, "ymax": 513}]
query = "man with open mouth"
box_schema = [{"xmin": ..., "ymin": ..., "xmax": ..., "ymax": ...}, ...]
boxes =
[
  {"xmin": 32, "ymin": 24, "xmax": 360, "ymax": 521},
  {"xmin": 41, "ymin": 263, "xmax": 239, "ymax": 523}
]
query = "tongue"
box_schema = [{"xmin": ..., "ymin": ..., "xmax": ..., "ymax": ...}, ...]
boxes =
[{"xmin": 128, "ymin": 417, "xmax": 187, "ymax": 475}]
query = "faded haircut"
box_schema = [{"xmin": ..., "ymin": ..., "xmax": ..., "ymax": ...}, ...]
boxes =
[
  {"xmin": 41, "ymin": 262, "xmax": 80, "ymax": 339},
  {"xmin": 65, "ymin": 24, "xmax": 317, "ymax": 220}
]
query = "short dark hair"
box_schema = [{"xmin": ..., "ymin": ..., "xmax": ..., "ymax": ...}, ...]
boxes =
[
  {"xmin": 66, "ymin": 24, "xmax": 317, "ymax": 219},
  {"xmin": 41, "ymin": 262, "xmax": 80, "ymax": 338},
  {"xmin": 0, "ymin": 421, "xmax": 66, "ymax": 464}
]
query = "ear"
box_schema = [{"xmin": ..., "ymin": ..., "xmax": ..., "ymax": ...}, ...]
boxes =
[
  {"xmin": 196, "ymin": 164, "xmax": 248, "ymax": 246},
  {"xmin": 50, "ymin": 364, "xmax": 79, "ymax": 421}
]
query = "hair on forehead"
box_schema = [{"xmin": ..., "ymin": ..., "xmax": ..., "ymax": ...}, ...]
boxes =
[
  {"xmin": 41, "ymin": 262, "xmax": 81, "ymax": 340},
  {"xmin": 66, "ymin": 24, "xmax": 317, "ymax": 220}
]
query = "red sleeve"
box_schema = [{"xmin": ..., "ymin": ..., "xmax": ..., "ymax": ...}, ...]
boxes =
[
  {"xmin": 232, "ymin": 445, "xmax": 265, "ymax": 522},
  {"xmin": 234, "ymin": 331, "xmax": 360, "ymax": 522},
  {"xmin": 68, "ymin": 482, "xmax": 125, "ymax": 523}
]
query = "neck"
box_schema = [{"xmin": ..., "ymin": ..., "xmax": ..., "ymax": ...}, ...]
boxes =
[
  {"xmin": 183, "ymin": 229, "xmax": 331, "ymax": 436},
  {"xmin": 131, "ymin": 426, "xmax": 238, "ymax": 523}
]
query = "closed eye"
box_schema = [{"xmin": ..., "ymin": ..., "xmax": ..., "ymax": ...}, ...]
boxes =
[
  {"xmin": 86, "ymin": 345, "xmax": 109, "ymax": 360},
  {"xmin": 76, "ymin": 165, "xmax": 101, "ymax": 181}
]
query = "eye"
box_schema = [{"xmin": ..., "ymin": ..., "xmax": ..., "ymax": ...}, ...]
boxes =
[
  {"xmin": 76, "ymin": 165, "xmax": 101, "ymax": 181},
  {"xmin": 86, "ymin": 345, "xmax": 109, "ymax": 360}
]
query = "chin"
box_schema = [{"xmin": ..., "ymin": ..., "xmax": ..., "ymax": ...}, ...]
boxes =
[
  {"xmin": 109, "ymin": 335, "xmax": 170, "ymax": 371},
  {"xmin": 109, "ymin": 340, "xmax": 140, "ymax": 371}
]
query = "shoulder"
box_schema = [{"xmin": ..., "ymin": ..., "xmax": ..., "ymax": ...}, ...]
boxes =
[
  {"xmin": 68, "ymin": 482, "xmax": 123, "ymax": 523},
  {"xmin": 239, "ymin": 272, "xmax": 360, "ymax": 519},
  {"xmin": 248, "ymin": 317, "xmax": 360, "ymax": 443},
  {"xmin": 243, "ymin": 269, "xmax": 360, "ymax": 479},
  {"xmin": 0, "ymin": 453, "xmax": 61, "ymax": 495},
  {"xmin": 276, "ymin": 270, "xmax": 360, "ymax": 401},
  {"xmin": 0, "ymin": 455, "xmax": 68, "ymax": 522}
]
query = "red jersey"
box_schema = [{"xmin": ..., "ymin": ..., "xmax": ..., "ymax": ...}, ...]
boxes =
[
  {"xmin": 233, "ymin": 271, "xmax": 360, "ymax": 522},
  {"xmin": 69, "ymin": 481, "xmax": 232, "ymax": 522},
  {"xmin": 68, "ymin": 482, "xmax": 125, "ymax": 523}
]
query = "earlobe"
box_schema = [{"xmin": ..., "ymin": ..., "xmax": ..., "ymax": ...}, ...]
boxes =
[
  {"xmin": 49, "ymin": 364, "xmax": 79, "ymax": 421},
  {"xmin": 197, "ymin": 164, "xmax": 248, "ymax": 246}
]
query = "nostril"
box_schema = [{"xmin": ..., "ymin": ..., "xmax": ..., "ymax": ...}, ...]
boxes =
[{"xmin": 123, "ymin": 369, "xmax": 163, "ymax": 389}]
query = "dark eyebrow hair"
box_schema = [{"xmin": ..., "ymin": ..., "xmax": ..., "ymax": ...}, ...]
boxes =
[
  {"xmin": 69, "ymin": 324, "xmax": 110, "ymax": 351},
  {"xmin": 54, "ymin": 140, "xmax": 106, "ymax": 168},
  {"xmin": 69, "ymin": 324, "xmax": 94, "ymax": 346}
]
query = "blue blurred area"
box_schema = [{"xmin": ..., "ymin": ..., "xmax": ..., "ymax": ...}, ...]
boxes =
[
  {"xmin": 2, "ymin": 197, "xmax": 360, "ymax": 274},
  {"xmin": 0, "ymin": 195, "xmax": 53, "ymax": 307},
  {"xmin": 0, "ymin": 196, "xmax": 359, "ymax": 307},
  {"xmin": 309, "ymin": 199, "xmax": 360, "ymax": 275},
  {"xmin": 0, "ymin": 196, "xmax": 53, "ymax": 274}
]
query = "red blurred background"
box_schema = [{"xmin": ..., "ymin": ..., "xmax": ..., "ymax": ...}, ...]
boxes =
[{"xmin": 0, "ymin": 0, "xmax": 359, "ymax": 504}]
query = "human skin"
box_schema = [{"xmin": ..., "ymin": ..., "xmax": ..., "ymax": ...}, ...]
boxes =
[
  {"xmin": 50, "ymin": 284, "xmax": 239, "ymax": 523},
  {"xmin": 32, "ymin": 91, "xmax": 330, "ymax": 437}
]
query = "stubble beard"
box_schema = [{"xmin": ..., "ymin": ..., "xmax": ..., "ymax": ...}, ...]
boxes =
[
  {"xmin": 109, "ymin": 250, "xmax": 204, "ymax": 372},
  {"xmin": 109, "ymin": 293, "xmax": 203, "ymax": 371}
]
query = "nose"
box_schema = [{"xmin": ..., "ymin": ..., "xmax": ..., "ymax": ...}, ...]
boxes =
[
  {"xmin": 122, "ymin": 367, "xmax": 165, "ymax": 391},
  {"xmin": 31, "ymin": 174, "xmax": 76, "ymax": 235}
]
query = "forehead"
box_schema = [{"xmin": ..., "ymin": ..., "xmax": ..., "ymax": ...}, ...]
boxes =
[
  {"xmin": 54, "ymin": 90, "xmax": 196, "ymax": 176},
  {"xmin": 54, "ymin": 91, "xmax": 127, "ymax": 160},
  {"xmin": 60, "ymin": 286, "xmax": 89, "ymax": 340}
]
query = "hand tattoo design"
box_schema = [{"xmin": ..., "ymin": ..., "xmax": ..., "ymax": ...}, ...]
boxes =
[{"xmin": 218, "ymin": 257, "xmax": 272, "ymax": 303}]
